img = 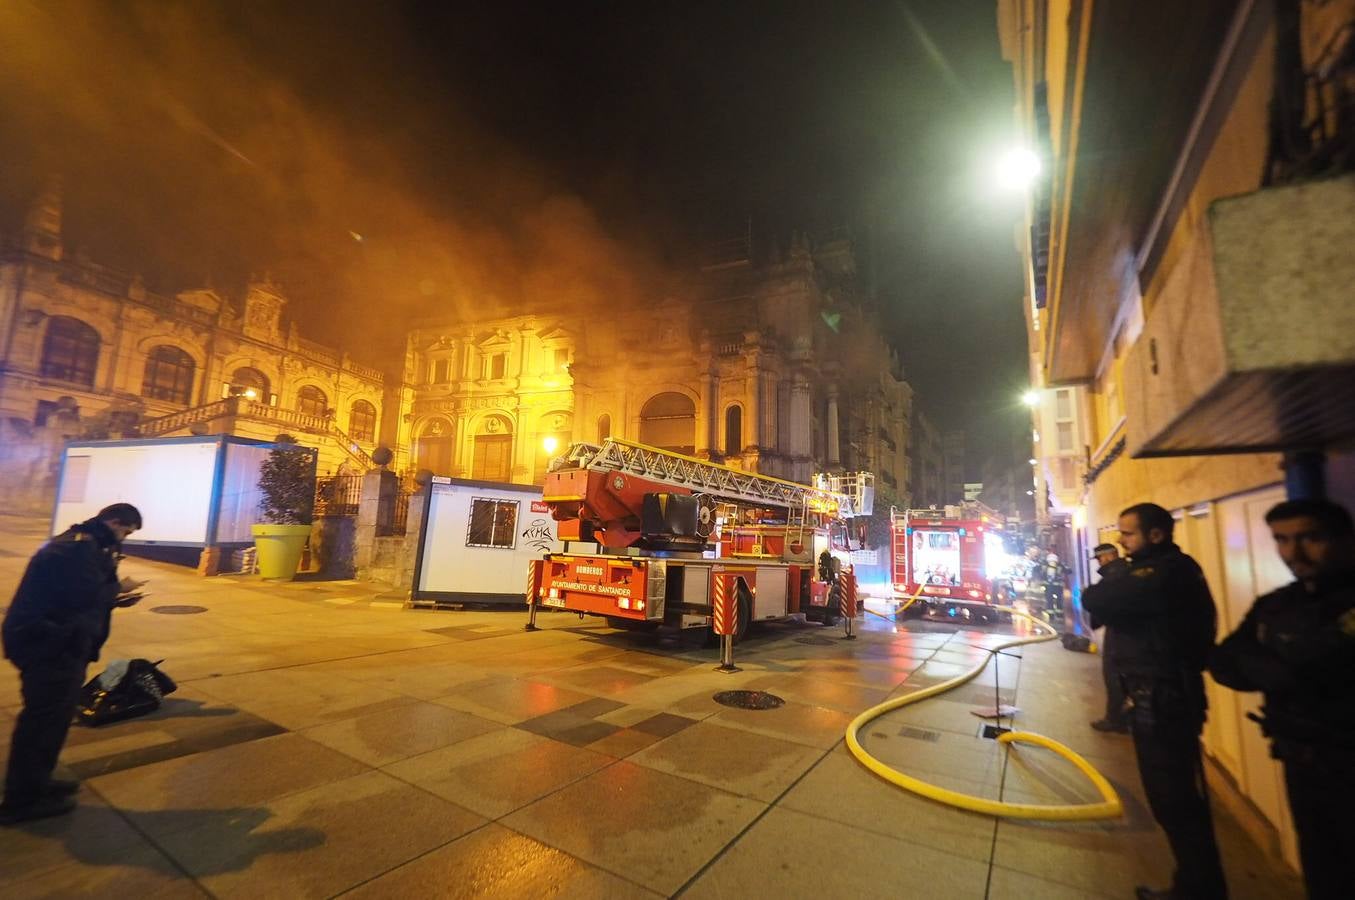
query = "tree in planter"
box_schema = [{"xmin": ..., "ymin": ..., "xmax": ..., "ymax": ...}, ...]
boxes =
[
  {"xmin": 251, "ymin": 435, "xmax": 318, "ymax": 579},
  {"xmin": 257, "ymin": 434, "xmax": 317, "ymax": 525}
]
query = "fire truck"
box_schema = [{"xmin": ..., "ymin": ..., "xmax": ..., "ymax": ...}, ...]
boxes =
[
  {"xmin": 526, "ymin": 438, "xmax": 873, "ymax": 641},
  {"xmin": 890, "ymin": 501, "xmax": 1017, "ymax": 623}
]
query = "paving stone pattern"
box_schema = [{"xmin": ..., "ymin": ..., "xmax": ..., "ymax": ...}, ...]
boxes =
[{"xmin": 0, "ymin": 513, "xmax": 1303, "ymax": 899}]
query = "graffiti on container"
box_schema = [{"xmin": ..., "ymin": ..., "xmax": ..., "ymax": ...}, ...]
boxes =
[{"xmin": 522, "ymin": 518, "xmax": 555, "ymax": 552}]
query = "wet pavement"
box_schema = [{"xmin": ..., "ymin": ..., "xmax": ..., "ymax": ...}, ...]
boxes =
[{"xmin": 0, "ymin": 514, "xmax": 1302, "ymax": 898}]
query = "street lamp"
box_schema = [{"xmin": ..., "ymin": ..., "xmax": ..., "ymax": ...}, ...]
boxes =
[
  {"xmin": 1021, "ymin": 390, "xmax": 1040, "ymax": 408},
  {"xmin": 542, "ymin": 436, "xmax": 559, "ymax": 455},
  {"xmin": 997, "ymin": 147, "xmax": 1041, "ymax": 191}
]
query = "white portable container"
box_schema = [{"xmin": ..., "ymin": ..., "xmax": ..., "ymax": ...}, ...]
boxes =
[
  {"xmin": 412, "ymin": 476, "xmax": 562, "ymax": 605},
  {"xmin": 51, "ymin": 435, "xmax": 298, "ymax": 548}
]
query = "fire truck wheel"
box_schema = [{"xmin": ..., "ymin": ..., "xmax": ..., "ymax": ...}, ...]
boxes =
[{"xmin": 733, "ymin": 582, "xmax": 753, "ymax": 643}]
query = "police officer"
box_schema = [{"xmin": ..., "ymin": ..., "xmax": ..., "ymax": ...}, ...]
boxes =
[
  {"xmin": 1209, "ymin": 499, "xmax": 1355, "ymax": 900},
  {"xmin": 1088, "ymin": 542, "xmax": 1131, "ymax": 733},
  {"xmin": 1, "ymin": 503, "xmax": 144, "ymax": 824},
  {"xmin": 1082, "ymin": 503, "xmax": 1227, "ymax": 900}
]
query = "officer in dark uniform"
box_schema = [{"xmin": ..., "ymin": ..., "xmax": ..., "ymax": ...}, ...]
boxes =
[
  {"xmin": 1082, "ymin": 503, "xmax": 1227, "ymax": 900},
  {"xmin": 1088, "ymin": 542, "xmax": 1131, "ymax": 733},
  {"xmin": 1, "ymin": 503, "xmax": 143, "ymax": 824},
  {"xmin": 1209, "ymin": 499, "xmax": 1355, "ymax": 900}
]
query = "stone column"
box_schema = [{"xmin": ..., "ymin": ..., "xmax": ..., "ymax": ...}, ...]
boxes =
[
  {"xmin": 790, "ymin": 372, "xmax": 812, "ymax": 482},
  {"xmin": 696, "ymin": 368, "xmax": 716, "ymax": 459},
  {"xmin": 354, "ymin": 466, "xmax": 397, "ymax": 576},
  {"xmin": 826, "ymin": 383, "xmax": 841, "ymax": 470},
  {"xmin": 762, "ymin": 368, "xmax": 779, "ymax": 456},
  {"xmin": 746, "ymin": 369, "xmax": 762, "ymax": 450}
]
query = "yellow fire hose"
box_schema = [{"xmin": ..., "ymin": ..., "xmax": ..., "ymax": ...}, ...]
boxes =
[
  {"xmin": 845, "ymin": 604, "xmax": 1123, "ymax": 821},
  {"xmin": 864, "ymin": 584, "xmax": 926, "ymax": 620}
]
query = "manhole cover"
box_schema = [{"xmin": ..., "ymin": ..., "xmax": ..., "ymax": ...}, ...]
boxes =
[
  {"xmin": 794, "ymin": 636, "xmax": 835, "ymax": 646},
  {"xmin": 150, "ymin": 605, "xmax": 208, "ymax": 615},
  {"xmin": 713, "ymin": 690, "xmax": 785, "ymax": 710}
]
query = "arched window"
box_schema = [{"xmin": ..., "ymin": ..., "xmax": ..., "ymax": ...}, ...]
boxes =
[
  {"xmin": 349, "ymin": 400, "xmax": 377, "ymax": 443},
  {"xmin": 472, "ymin": 415, "xmax": 514, "ymax": 482},
  {"xmin": 141, "ymin": 345, "xmax": 196, "ymax": 405},
  {"xmin": 40, "ymin": 317, "xmax": 100, "ymax": 387},
  {"xmin": 597, "ymin": 413, "xmax": 611, "ymax": 443},
  {"xmin": 639, "ymin": 392, "xmax": 695, "ymax": 455},
  {"xmin": 296, "ymin": 385, "xmax": 328, "ymax": 418},
  {"xmin": 725, "ymin": 405, "xmax": 743, "ymax": 457},
  {"xmin": 229, "ymin": 367, "xmax": 270, "ymax": 401}
]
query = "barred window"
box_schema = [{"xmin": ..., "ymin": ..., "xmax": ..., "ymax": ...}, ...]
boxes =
[
  {"xmin": 40, "ymin": 317, "xmax": 99, "ymax": 387},
  {"xmin": 142, "ymin": 345, "xmax": 195, "ymax": 404},
  {"xmin": 466, "ymin": 498, "xmax": 518, "ymax": 549},
  {"xmin": 349, "ymin": 400, "xmax": 377, "ymax": 443}
]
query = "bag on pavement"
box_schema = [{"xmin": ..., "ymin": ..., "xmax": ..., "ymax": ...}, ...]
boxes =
[{"xmin": 75, "ymin": 658, "xmax": 177, "ymax": 727}]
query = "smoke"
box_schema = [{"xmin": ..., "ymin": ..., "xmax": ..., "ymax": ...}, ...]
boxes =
[{"xmin": 0, "ymin": 0, "xmax": 677, "ymax": 362}]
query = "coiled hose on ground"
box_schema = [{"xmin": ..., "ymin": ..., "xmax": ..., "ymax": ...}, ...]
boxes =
[{"xmin": 845, "ymin": 604, "xmax": 1123, "ymax": 821}]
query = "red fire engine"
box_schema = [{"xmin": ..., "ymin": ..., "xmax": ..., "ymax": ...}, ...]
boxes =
[
  {"xmin": 890, "ymin": 502, "xmax": 1015, "ymax": 623},
  {"xmin": 525, "ymin": 439, "xmax": 873, "ymax": 641}
]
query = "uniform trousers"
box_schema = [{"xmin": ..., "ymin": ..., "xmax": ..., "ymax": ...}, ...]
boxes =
[{"xmin": 3, "ymin": 657, "xmax": 87, "ymax": 807}]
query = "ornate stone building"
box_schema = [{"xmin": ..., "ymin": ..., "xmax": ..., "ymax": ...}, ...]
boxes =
[
  {"xmin": 0, "ymin": 186, "xmax": 385, "ymax": 511},
  {"xmin": 399, "ymin": 234, "xmax": 913, "ymax": 510}
]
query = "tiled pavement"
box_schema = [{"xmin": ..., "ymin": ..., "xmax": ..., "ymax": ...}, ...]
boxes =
[{"xmin": 0, "ymin": 514, "xmax": 1303, "ymax": 898}]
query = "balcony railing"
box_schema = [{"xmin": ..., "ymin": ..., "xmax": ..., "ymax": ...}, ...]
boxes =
[{"xmin": 136, "ymin": 395, "xmax": 375, "ymax": 470}]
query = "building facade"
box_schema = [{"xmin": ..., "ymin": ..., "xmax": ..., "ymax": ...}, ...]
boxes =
[
  {"xmin": 908, "ymin": 406, "xmax": 945, "ymax": 508},
  {"xmin": 941, "ymin": 429, "xmax": 967, "ymax": 505},
  {"xmin": 0, "ymin": 186, "xmax": 386, "ymax": 512},
  {"xmin": 1001, "ymin": 0, "xmax": 1355, "ymax": 867},
  {"xmin": 399, "ymin": 235, "xmax": 913, "ymax": 515}
]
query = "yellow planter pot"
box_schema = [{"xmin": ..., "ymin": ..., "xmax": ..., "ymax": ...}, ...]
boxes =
[{"xmin": 251, "ymin": 524, "xmax": 313, "ymax": 580}]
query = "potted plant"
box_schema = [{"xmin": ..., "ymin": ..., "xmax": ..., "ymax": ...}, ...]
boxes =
[{"xmin": 251, "ymin": 434, "xmax": 318, "ymax": 580}]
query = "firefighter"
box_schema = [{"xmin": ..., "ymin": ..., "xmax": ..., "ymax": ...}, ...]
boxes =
[
  {"xmin": 1082, "ymin": 503, "xmax": 1226, "ymax": 900},
  {"xmin": 1088, "ymin": 542, "xmax": 1131, "ymax": 733},
  {"xmin": 1209, "ymin": 499, "xmax": 1355, "ymax": 900}
]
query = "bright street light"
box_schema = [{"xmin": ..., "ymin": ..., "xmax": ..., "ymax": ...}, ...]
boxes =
[
  {"xmin": 542, "ymin": 436, "xmax": 560, "ymax": 455},
  {"xmin": 997, "ymin": 147, "xmax": 1041, "ymax": 190},
  {"xmin": 1021, "ymin": 390, "xmax": 1040, "ymax": 407}
]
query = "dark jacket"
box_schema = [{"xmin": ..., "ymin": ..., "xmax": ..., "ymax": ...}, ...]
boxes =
[
  {"xmin": 1209, "ymin": 570, "xmax": 1355, "ymax": 752},
  {"xmin": 1087, "ymin": 557, "xmax": 1130, "ymax": 631},
  {"xmin": 1082, "ymin": 542, "xmax": 1217, "ymax": 722},
  {"xmin": 2, "ymin": 519, "xmax": 123, "ymax": 668}
]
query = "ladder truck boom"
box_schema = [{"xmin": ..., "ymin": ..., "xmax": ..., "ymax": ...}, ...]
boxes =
[
  {"xmin": 543, "ymin": 438, "xmax": 870, "ymax": 549},
  {"xmin": 527, "ymin": 438, "xmax": 874, "ymax": 642}
]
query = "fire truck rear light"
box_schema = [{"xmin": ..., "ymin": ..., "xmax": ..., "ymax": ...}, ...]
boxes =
[
  {"xmin": 549, "ymin": 588, "xmax": 559, "ymax": 599},
  {"xmin": 967, "ymin": 589, "xmax": 982, "ymax": 599}
]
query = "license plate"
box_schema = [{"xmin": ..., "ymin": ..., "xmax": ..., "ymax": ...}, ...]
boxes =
[{"xmin": 542, "ymin": 596, "xmax": 566, "ymax": 608}]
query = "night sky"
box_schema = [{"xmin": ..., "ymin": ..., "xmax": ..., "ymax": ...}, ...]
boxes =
[{"xmin": 1, "ymin": 0, "xmax": 1028, "ymax": 473}]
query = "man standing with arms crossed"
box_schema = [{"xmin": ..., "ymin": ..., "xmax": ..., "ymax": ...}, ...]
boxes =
[
  {"xmin": 1083, "ymin": 503, "xmax": 1226, "ymax": 900},
  {"xmin": 1210, "ymin": 499, "xmax": 1355, "ymax": 900}
]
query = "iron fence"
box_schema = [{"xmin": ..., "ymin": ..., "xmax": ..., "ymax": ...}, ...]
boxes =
[
  {"xmin": 377, "ymin": 489, "xmax": 412, "ymax": 536},
  {"xmin": 315, "ymin": 474, "xmax": 363, "ymax": 517}
]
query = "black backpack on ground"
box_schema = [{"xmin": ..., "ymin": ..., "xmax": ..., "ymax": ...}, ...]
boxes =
[{"xmin": 75, "ymin": 658, "xmax": 177, "ymax": 727}]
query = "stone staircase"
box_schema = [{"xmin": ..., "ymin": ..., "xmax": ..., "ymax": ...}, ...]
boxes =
[{"xmin": 136, "ymin": 395, "xmax": 375, "ymax": 469}]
